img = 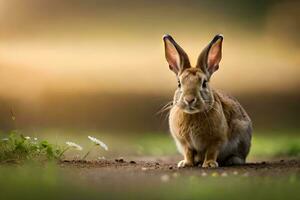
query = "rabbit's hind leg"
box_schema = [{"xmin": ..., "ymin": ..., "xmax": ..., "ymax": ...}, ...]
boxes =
[{"xmin": 223, "ymin": 155, "xmax": 245, "ymax": 166}]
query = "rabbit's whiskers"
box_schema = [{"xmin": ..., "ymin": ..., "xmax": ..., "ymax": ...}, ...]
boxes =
[
  {"xmin": 156, "ymin": 101, "xmax": 173, "ymax": 121},
  {"xmin": 157, "ymin": 101, "xmax": 173, "ymax": 114}
]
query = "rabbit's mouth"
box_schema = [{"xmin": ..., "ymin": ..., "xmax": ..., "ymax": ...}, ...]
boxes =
[
  {"xmin": 181, "ymin": 105, "xmax": 204, "ymax": 114},
  {"xmin": 184, "ymin": 108, "xmax": 201, "ymax": 114},
  {"xmin": 176, "ymin": 99, "xmax": 209, "ymax": 114}
]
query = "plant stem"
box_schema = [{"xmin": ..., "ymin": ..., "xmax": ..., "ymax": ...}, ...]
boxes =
[
  {"xmin": 58, "ymin": 147, "xmax": 70, "ymax": 159},
  {"xmin": 82, "ymin": 145, "xmax": 95, "ymax": 160}
]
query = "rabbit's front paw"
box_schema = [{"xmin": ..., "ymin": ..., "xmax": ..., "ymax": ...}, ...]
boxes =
[
  {"xmin": 177, "ymin": 160, "xmax": 193, "ymax": 168},
  {"xmin": 202, "ymin": 160, "xmax": 218, "ymax": 168}
]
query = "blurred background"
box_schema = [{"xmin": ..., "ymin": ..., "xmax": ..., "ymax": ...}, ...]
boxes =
[
  {"xmin": 1, "ymin": 2, "xmax": 300, "ymax": 199},
  {"xmin": 0, "ymin": 0, "xmax": 299, "ymax": 154}
]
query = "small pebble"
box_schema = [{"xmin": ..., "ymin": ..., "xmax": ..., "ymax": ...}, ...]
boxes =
[
  {"xmin": 233, "ymin": 171, "xmax": 239, "ymax": 175},
  {"xmin": 211, "ymin": 172, "xmax": 219, "ymax": 177},
  {"xmin": 141, "ymin": 167, "xmax": 148, "ymax": 171},
  {"xmin": 160, "ymin": 174, "xmax": 170, "ymax": 182},
  {"xmin": 221, "ymin": 172, "xmax": 228, "ymax": 177},
  {"xmin": 98, "ymin": 156, "xmax": 105, "ymax": 160},
  {"xmin": 172, "ymin": 172, "xmax": 179, "ymax": 178},
  {"xmin": 201, "ymin": 172, "xmax": 207, "ymax": 177}
]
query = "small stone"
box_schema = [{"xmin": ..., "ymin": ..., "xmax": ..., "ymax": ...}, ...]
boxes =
[
  {"xmin": 211, "ymin": 172, "xmax": 219, "ymax": 177},
  {"xmin": 141, "ymin": 167, "xmax": 148, "ymax": 171},
  {"xmin": 160, "ymin": 174, "xmax": 170, "ymax": 182},
  {"xmin": 233, "ymin": 171, "xmax": 239, "ymax": 175},
  {"xmin": 172, "ymin": 172, "xmax": 179, "ymax": 178},
  {"xmin": 201, "ymin": 172, "xmax": 207, "ymax": 177},
  {"xmin": 221, "ymin": 172, "xmax": 228, "ymax": 177}
]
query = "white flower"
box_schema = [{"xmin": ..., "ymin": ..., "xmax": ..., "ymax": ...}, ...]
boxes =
[
  {"xmin": 2, "ymin": 138, "xmax": 9, "ymax": 141},
  {"xmin": 88, "ymin": 136, "xmax": 108, "ymax": 151},
  {"xmin": 66, "ymin": 141, "xmax": 83, "ymax": 151},
  {"xmin": 25, "ymin": 136, "xmax": 31, "ymax": 140},
  {"xmin": 34, "ymin": 137, "xmax": 38, "ymax": 141}
]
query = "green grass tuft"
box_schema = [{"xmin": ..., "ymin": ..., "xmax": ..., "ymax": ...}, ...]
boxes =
[{"xmin": 0, "ymin": 131, "xmax": 63, "ymax": 163}]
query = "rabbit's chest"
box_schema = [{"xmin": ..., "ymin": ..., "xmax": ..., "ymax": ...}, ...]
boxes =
[{"xmin": 169, "ymin": 106, "xmax": 227, "ymax": 150}]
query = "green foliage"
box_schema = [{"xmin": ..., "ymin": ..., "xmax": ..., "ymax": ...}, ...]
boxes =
[
  {"xmin": 251, "ymin": 133, "xmax": 300, "ymax": 159},
  {"xmin": 0, "ymin": 131, "xmax": 63, "ymax": 163},
  {"xmin": 280, "ymin": 143, "xmax": 300, "ymax": 157}
]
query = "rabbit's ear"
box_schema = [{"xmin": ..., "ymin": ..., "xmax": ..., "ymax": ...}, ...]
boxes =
[
  {"xmin": 197, "ymin": 34, "xmax": 223, "ymax": 78},
  {"xmin": 163, "ymin": 34, "xmax": 190, "ymax": 75}
]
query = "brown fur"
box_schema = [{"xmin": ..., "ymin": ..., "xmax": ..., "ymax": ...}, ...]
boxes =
[
  {"xmin": 169, "ymin": 89, "xmax": 252, "ymax": 167},
  {"xmin": 163, "ymin": 34, "xmax": 252, "ymax": 168}
]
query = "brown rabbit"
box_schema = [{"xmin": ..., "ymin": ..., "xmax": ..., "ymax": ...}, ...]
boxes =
[{"xmin": 163, "ymin": 34, "xmax": 252, "ymax": 168}]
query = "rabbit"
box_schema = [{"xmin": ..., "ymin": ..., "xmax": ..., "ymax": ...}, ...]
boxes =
[{"xmin": 163, "ymin": 34, "xmax": 252, "ymax": 168}]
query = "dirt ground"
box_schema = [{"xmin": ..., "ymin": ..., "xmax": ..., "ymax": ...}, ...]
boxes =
[{"xmin": 60, "ymin": 156, "xmax": 300, "ymax": 178}]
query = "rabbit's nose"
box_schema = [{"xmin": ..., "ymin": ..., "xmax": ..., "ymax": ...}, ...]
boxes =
[{"xmin": 184, "ymin": 96, "xmax": 197, "ymax": 105}]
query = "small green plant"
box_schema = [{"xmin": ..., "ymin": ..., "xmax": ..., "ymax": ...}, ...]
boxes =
[
  {"xmin": 0, "ymin": 132, "xmax": 109, "ymax": 163},
  {"xmin": 0, "ymin": 131, "xmax": 63, "ymax": 163}
]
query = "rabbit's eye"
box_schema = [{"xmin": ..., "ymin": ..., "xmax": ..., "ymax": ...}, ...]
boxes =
[{"xmin": 202, "ymin": 80, "xmax": 208, "ymax": 88}]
